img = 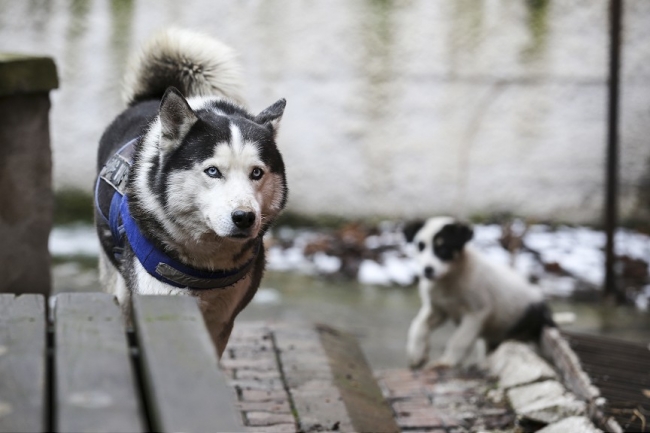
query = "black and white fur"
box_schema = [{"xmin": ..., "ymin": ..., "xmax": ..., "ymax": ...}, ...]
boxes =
[
  {"xmin": 95, "ymin": 29, "xmax": 287, "ymax": 356},
  {"xmin": 403, "ymin": 217, "xmax": 554, "ymax": 369}
]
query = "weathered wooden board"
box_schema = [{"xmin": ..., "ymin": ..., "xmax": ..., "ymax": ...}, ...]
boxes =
[
  {"xmin": 55, "ymin": 293, "xmax": 144, "ymax": 433},
  {"xmin": 317, "ymin": 324, "xmax": 400, "ymax": 433},
  {"xmin": 132, "ymin": 295, "xmax": 244, "ymax": 433},
  {"xmin": 0, "ymin": 294, "xmax": 46, "ymax": 433}
]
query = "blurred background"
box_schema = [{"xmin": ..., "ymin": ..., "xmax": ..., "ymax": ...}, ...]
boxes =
[{"xmin": 2, "ymin": 0, "xmax": 649, "ymax": 368}]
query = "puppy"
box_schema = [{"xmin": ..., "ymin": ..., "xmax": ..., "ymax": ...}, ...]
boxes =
[
  {"xmin": 94, "ymin": 29, "xmax": 287, "ymax": 356},
  {"xmin": 403, "ymin": 217, "xmax": 554, "ymax": 369}
]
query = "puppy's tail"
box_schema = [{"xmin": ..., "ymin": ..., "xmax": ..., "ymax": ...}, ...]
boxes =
[{"xmin": 122, "ymin": 28, "xmax": 245, "ymax": 106}]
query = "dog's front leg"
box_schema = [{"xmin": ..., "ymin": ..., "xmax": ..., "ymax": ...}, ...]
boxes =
[
  {"xmin": 99, "ymin": 249, "xmax": 133, "ymax": 319},
  {"xmin": 435, "ymin": 310, "xmax": 488, "ymax": 368},
  {"xmin": 407, "ymin": 280, "xmax": 446, "ymax": 369}
]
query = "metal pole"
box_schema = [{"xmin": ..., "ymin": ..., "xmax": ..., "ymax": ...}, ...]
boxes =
[{"xmin": 604, "ymin": 0, "xmax": 623, "ymax": 302}]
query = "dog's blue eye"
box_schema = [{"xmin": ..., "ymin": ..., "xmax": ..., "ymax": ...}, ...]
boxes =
[
  {"xmin": 417, "ymin": 241, "xmax": 425, "ymax": 252},
  {"xmin": 250, "ymin": 167, "xmax": 264, "ymax": 180},
  {"xmin": 204, "ymin": 166, "xmax": 222, "ymax": 178}
]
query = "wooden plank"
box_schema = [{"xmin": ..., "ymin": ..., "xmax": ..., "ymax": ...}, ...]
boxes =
[
  {"xmin": 55, "ymin": 293, "xmax": 144, "ymax": 433},
  {"xmin": 317, "ymin": 324, "xmax": 400, "ymax": 433},
  {"xmin": 132, "ymin": 295, "xmax": 244, "ymax": 433},
  {"xmin": 564, "ymin": 331, "xmax": 649, "ymax": 433},
  {"xmin": 0, "ymin": 294, "xmax": 46, "ymax": 433}
]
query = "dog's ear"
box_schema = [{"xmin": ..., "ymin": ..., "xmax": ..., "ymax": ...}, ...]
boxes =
[
  {"xmin": 402, "ymin": 220, "xmax": 425, "ymax": 243},
  {"xmin": 454, "ymin": 222, "xmax": 474, "ymax": 245},
  {"xmin": 255, "ymin": 98, "xmax": 286, "ymax": 135},
  {"xmin": 158, "ymin": 87, "xmax": 198, "ymax": 154}
]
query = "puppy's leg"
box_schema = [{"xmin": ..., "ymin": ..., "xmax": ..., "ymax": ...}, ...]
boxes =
[
  {"xmin": 407, "ymin": 280, "xmax": 446, "ymax": 369},
  {"xmin": 436, "ymin": 310, "xmax": 488, "ymax": 367},
  {"xmin": 473, "ymin": 338, "xmax": 487, "ymax": 367}
]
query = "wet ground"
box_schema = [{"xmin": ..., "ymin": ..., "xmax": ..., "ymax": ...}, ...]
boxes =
[{"xmin": 53, "ymin": 260, "xmax": 650, "ymax": 371}]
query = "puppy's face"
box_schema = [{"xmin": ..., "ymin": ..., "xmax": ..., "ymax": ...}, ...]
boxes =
[{"xmin": 404, "ymin": 217, "xmax": 473, "ymax": 280}]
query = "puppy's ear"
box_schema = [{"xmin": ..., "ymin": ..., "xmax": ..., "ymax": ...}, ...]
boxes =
[
  {"xmin": 255, "ymin": 98, "xmax": 286, "ymax": 136},
  {"xmin": 455, "ymin": 222, "xmax": 474, "ymax": 245},
  {"xmin": 403, "ymin": 220, "xmax": 425, "ymax": 243},
  {"xmin": 159, "ymin": 87, "xmax": 198, "ymax": 154}
]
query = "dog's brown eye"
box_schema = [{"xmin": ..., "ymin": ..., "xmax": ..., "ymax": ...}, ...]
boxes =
[
  {"xmin": 417, "ymin": 241, "xmax": 425, "ymax": 252},
  {"xmin": 250, "ymin": 167, "xmax": 264, "ymax": 180}
]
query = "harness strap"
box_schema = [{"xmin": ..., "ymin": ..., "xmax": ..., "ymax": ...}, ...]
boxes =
[
  {"xmin": 95, "ymin": 137, "xmax": 260, "ymax": 290},
  {"xmin": 95, "ymin": 138, "xmax": 138, "ymax": 226},
  {"xmin": 108, "ymin": 192, "xmax": 125, "ymax": 260},
  {"xmin": 120, "ymin": 196, "xmax": 260, "ymax": 289}
]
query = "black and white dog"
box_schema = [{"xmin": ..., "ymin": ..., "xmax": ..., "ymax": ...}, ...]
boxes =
[
  {"xmin": 95, "ymin": 29, "xmax": 287, "ymax": 356},
  {"xmin": 403, "ymin": 217, "xmax": 554, "ymax": 369}
]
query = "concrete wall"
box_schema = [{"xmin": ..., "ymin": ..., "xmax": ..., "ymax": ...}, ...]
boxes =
[
  {"xmin": 0, "ymin": 54, "xmax": 58, "ymax": 295},
  {"xmin": 1, "ymin": 0, "xmax": 649, "ymax": 224}
]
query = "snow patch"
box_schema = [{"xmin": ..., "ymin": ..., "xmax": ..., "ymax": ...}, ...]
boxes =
[{"xmin": 49, "ymin": 225, "xmax": 100, "ymax": 256}]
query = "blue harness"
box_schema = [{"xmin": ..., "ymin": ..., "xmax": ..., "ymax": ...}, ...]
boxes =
[{"xmin": 95, "ymin": 138, "xmax": 259, "ymax": 290}]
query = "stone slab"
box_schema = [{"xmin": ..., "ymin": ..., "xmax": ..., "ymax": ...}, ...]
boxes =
[
  {"xmin": 507, "ymin": 380, "xmax": 586, "ymax": 424},
  {"xmin": 536, "ymin": 416, "xmax": 603, "ymax": 433},
  {"xmin": 488, "ymin": 341, "xmax": 557, "ymax": 389}
]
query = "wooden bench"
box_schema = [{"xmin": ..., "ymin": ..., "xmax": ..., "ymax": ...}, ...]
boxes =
[{"xmin": 0, "ymin": 293, "xmax": 244, "ymax": 433}]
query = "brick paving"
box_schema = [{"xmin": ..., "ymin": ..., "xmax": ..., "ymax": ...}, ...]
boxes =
[
  {"xmin": 377, "ymin": 368, "xmax": 516, "ymax": 433},
  {"xmin": 221, "ymin": 322, "xmax": 298, "ymax": 432},
  {"xmin": 222, "ymin": 322, "xmax": 516, "ymax": 432}
]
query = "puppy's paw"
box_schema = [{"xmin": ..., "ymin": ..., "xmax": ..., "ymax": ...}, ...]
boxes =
[
  {"xmin": 406, "ymin": 344, "xmax": 429, "ymax": 370},
  {"xmin": 408, "ymin": 356, "xmax": 428, "ymax": 370},
  {"xmin": 424, "ymin": 359, "xmax": 454, "ymax": 371}
]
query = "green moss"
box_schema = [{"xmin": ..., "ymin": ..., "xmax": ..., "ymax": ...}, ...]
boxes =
[
  {"xmin": 617, "ymin": 216, "xmax": 650, "ymax": 235},
  {"xmin": 274, "ymin": 212, "xmax": 352, "ymax": 229},
  {"xmin": 144, "ymin": 315, "xmax": 196, "ymax": 322},
  {"xmin": 54, "ymin": 188, "xmax": 94, "ymax": 225},
  {"xmin": 466, "ymin": 211, "xmax": 519, "ymax": 226},
  {"xmin": 51, "ymin": 255, "xmax": 98, "ymax": 270},
  {"xmin": 521, "ymin": 0, "xmax": 550, "ymax": 61},
  {"xmin": 0, "ymin": 54, "xmax": 58, "ymax": 96}
]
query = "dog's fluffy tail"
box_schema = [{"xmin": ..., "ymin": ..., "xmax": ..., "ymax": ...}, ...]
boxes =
[{"xmin": 123, "ymin": 28, "xmax": 245, "ymax": 106}]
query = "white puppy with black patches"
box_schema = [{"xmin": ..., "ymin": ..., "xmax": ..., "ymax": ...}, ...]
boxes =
[{"xmin": 403, "ymin": 217, "xmax": 554, "ymax": 369}]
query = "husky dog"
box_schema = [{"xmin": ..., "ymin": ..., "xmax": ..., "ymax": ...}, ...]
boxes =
[
  {"xmin": 94, "ymin": 29, "xmax": 287, "ymax": 356},
  {"xmin": 403, "ymin": 217, "xmax": 554, "ymax": 369}
]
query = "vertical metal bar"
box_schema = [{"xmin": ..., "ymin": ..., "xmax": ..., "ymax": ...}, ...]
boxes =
[{"xmin": 604, "ymin": 0, "xmax": 623, "ymax": 302}]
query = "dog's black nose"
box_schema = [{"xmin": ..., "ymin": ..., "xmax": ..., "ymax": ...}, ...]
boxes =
[
  {"xmin": 232, "ymin": 210, "xmax": 256, "ymax": 229},
  {"xmin": 424, "ymin": 266, "xmax": 435, "ymax": 279}
]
